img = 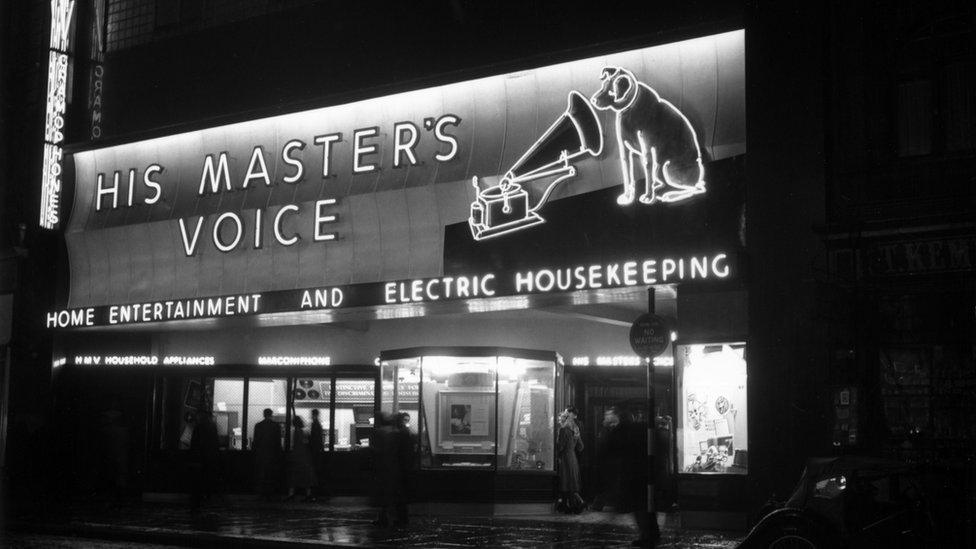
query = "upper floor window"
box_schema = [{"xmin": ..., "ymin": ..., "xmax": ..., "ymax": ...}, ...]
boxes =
[
  {"xmin": 896, "ymin": 79, "xmax": 933, "ymax": 157},
  {"xmin": 894, "ymin": 15, "xmax": 975, "ymax": 158}
]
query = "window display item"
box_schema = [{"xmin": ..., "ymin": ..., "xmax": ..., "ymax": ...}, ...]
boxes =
[
  {"xmin": 676, "ymin": 343, "xmax": 747, "ymax": 475},
  {"xmin": 380, "ymin": 348, "xmax": 557, "ymax": 471}
]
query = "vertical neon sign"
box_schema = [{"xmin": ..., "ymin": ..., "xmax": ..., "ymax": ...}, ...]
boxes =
[{"xmin": 40, "ymin": 0, "xmax": 76, "ymax": 229}]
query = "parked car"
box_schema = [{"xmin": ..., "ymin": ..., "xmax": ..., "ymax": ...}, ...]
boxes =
[{"xmin": 737, "ymin": 456, "xmax": 934, "ymax": 549}]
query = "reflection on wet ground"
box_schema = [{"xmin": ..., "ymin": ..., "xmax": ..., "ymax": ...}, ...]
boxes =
[{"xmin": 11, "ymin": 500, "xmax": 743, "ymax": 548}]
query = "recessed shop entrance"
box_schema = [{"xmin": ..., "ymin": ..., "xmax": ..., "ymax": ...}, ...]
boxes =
[{"xmin": 566, "ymin": 364, "xmax": 676, "ymax": 506}]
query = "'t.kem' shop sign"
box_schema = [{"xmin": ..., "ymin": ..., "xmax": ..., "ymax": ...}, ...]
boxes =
[{"xmin": 64, "ymin": 31, "xmax": 745, "ymax": 316}]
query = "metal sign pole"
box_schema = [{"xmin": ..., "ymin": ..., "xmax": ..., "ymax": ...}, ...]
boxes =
[
  {"xmin": 645, "ymin": 288, "xmax": 656, "ymax": 530},
  {"xmin": 630, "ymin": 288, "xmax": 669, "ymax": 545}
]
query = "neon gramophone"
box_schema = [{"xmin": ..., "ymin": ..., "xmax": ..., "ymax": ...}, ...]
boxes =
[{"xmin": 468, "ymin": 91, "xmax": 603, "ymax": 241}]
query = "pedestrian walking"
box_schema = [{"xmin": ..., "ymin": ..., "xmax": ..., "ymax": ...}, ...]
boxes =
[
  {"xmin": 252, "ymin": 408, "xmax": 281, "ymax": 501},
  {"xmin": 600, "ymin": 406, "xmax": 658, "ymax": 547},
  {"xmin": 371, "ymin": 412, "xmax": 401, "ymax": 527},
  {"xmin": 99, "ymin": 402, "xmax": 129, "ymax": 503},
  {"xmin": 394, "ymin": 412, "xmax": 416, "ymax": 525},
  {"xmin": 189, "ymin": 410, "xmax": 219, "ymax": 510},
  {"xmin": 309, "ymin": 409, "xmax": 326, "ymax": 498},
  {"xmin": 284, "ymin": 416, "xmax": 316, "ymax": 502},
  {"xmin": 556, "ymin": 406, "xmax": 585, "ymax": 513}
]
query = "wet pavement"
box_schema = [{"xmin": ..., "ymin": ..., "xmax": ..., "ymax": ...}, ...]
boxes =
[{"xmin": 7, "ymin": 498, "xmax": 744, "ymax": 548}]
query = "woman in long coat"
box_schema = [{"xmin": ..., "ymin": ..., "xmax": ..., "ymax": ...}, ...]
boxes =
[
  {"xmin": 556, "ymin": 407, "xmax": 584, "ymax": 513},
  {"xmin": 285, "ymin": 416, "xmax": 316, "ymax": 501}
]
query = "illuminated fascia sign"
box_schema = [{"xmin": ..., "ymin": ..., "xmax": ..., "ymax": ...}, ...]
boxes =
[
  {"xmin": 46, "ymin": 293, "xmax": 262, "ymax": 328},
  {"xmin": 468, "ymin": 67, "xmax": 706, "ymax": 241},
  {"xmin": 571, "ymin": 355, "xmax": 674, "ymax": 367},
  {"xmin": 93, "ymin": 114, "xmax": 460, "ymax": 255},
  {"xmin": 71, "ymin": 355, "xmax": 216, "ymax": 366},
  {"xmin": 257, "ymin": 356, "xmax": 331, "ymax": 366},
  {"xmin": 72, "ymin": 30, "xmax": 744, "ymax": 266},
  {"xmin": 46, "ymin": 251, "xmax": 734, "ymax": 329},
  {"xmin": 40, "ymin": 0, "xmax": 76, "ymax": 229}
]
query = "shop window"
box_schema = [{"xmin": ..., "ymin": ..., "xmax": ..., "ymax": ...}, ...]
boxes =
[
  {"xmin": 156, "ymin": 376, "xmax": 208, "ymax": 450},
  {"xmin": 420, "ymin": 355, "xmax": 498, "ymax": 469},
  {"xmin": 676, "ymin": 343, "xmax": 748, "ymax": 474},
  {"xmin": 293, "ymin": 378, "xmax": 332, "ymax": 451},
  {"xmin": 381, "ymin": 357, "xmax": 421, "ymax": 435},
  {"xmin": 497, "ymin": 357, "xmax": 555, "ymax": 471},
  {"xmin": 211, "ymin": 378, "xmax": 244, "ymax": 450},
  {"xmin": 382, "ymin": 349, "xmax": 558, "ymax": 472},
  {"xmin": 334, "ymin": 378, "xmax": 375, "ymax": 451},
  {"xmin": 246, "ymin": 378, "xmax": 287, "ymax": 451}
]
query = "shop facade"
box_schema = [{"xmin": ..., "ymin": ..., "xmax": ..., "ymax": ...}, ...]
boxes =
[{"xmin": 48, "ymin": 28, "xmax": 751, "ymax": 517}]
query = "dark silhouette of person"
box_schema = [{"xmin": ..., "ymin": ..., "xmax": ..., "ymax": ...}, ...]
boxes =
[
  {"xmin": 252, "ymin": 408, "xmax": 281, "ymax": 501},
  {"xmin": 394, "ymin": 412, "xmax": 416, "ymax": 525},
  {"xmin": 99, "ymin": 402, "xmax": 129, "ymax": 503},
  {"xmin": 309, "ymin": 409, "xmax": 325, "ymax": 454},
  {"xmin": 557, "ymin": 406, "xmax": 585, "ymax": 513},
  {"xmin": 371, "ymin": 412, "xmax": 401, "ymax": 527},
  {"xmin": 189, "ymin": 410, "xmax": 220, "ymax": 510},
  {"xmin": 285, "ymin": 416, "xmax": 317, "ymax": 502},
  {"xmin": 309, "ymin": 409, "xmax": 326, "ymax": 497},
  {"xmin": 600, "ymin": 406, "xmax": 658, "ymax": 547}
]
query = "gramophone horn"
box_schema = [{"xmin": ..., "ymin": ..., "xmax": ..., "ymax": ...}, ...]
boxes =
[
  {"xmin": 504, "ymin": 91, "xmax": 603, "ymax": 184},
  {"xmin": 467, "ymin": 90, "xmax": 604, "ymax": 241}
]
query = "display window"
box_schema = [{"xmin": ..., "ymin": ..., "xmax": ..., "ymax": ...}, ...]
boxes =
[
  {"xmin": 155, "ymin": 373, "xmax": 378, "ymax": 454},
  {"xmin": 676, "ymin": 342, "xmax": 748, "ymax": 474},
  {"xmin": 381, "ymin": 348, "xmax": 557, "ymax": 472},
  {"xmin": 155, "ymin": 376, "xmax": 205, "ymax": 450},
  {"xmin": 293, "ymin": 377, "xmax": 332, "ymax": 451},
  {"xmin": 421, "ymin": 355, "xmax": 498, "ymax": 469},
  {"xmin": 382, "ymin": 358, "xmax": 420, "ymax": 435},
  {"xmin": 246, "ymin": 378, "xmax": 287, "ymax": 450},
  {"xmin": 334, "ymin": 378, "xmax": 375, "ymax": 451},
  {"xmin": 497, "ymin": 357, "xmax": 555, "ymax": 471},
  {"xmin": 212, "ymin": 378, "xmax": 245, "ymax": 450}
]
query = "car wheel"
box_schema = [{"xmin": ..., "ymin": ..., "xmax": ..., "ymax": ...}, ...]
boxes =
[
  {"xmin": 752, "ymin": 518, "xmax": 839, "ymax": 549},
  {"xmin": 768, "ymin": 534, "xmax": 817, "ymax": 549}
]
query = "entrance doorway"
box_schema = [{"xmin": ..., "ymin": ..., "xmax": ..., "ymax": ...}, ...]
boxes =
[
  {"xmin": 570, "ymin": 365, "xmax": 675, "ymax": 504},
  {"xmin": 580, "ymin": 380, "xmax": 646, "ymax": 501}
]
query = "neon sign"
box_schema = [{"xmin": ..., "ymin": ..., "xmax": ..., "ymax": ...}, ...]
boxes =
[
  {"xmin": 467, "ymin": 67, "xmax": 708, "ymax": 241},
  {"xmin": 384, "ymin": 274, "xmax": 497, "ymax": 304},
  {"xmin": 592, "ymin": 67, "xmax": 706, "ymax": 205},
  {"xmin": 469, "ymin": 91, "xmax": 602, "ymax": 241},
  {"xmin": 92, "ymin": 115, "xmax": 460, "ymax": 255},
  {"xmin": 40, "ymin": 0, "xmax": 76, "ymax": 229},
  {"xmin": 61, "ymin": 32, "xmax": 745, "ymax": 320},
  {"xmin": 257, "ymin": 356, "xmax": 330, "ymax": 366},
  {"xmin": 46, "ymin": 251, "xmax": 735, "ymax": 328},
  {"xmin": 70, "ymin": 355, "xmax": 215, "ymax": 366},
  {"xmin": 570, "ymin": 355, "xmax": 674, "ymax": 367},
  {"xmin": 513, "ymin": 254, "xmax": 729, "ymax": 294},
  {"xmin": 45, "ymin": 293, "xmax": 262, "ymax": 328}
]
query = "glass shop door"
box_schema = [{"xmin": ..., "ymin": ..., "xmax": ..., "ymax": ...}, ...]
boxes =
[{"xmin": 326, "ymin": 374, "xmax": 379, "ymax": 495}]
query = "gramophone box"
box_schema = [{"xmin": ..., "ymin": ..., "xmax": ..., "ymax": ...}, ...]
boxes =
[{"xmin": 475, "ymin": 183, "xmax": 529, "ymax": 229}]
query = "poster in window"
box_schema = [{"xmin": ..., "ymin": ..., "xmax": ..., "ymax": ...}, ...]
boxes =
[
  {"xmin": 184, "ymin": 379, "xmax": 203, "ymax": 409},
  {"xmin": 439, "ymin": 392, "xmax": 491, "ymax": 441}
]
